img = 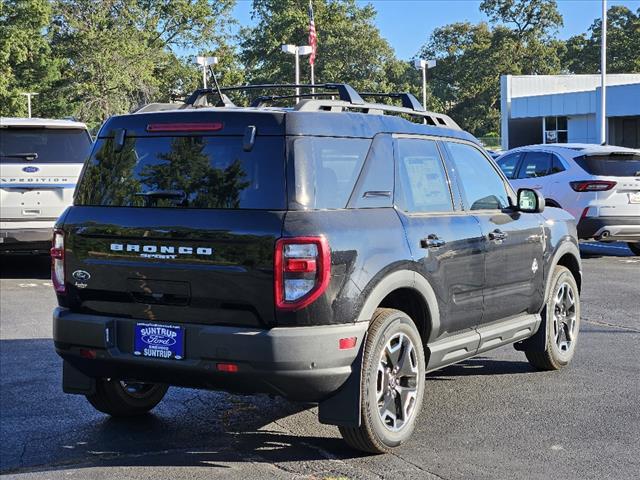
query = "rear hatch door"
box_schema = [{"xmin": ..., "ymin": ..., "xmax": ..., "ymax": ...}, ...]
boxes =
[
  {"xmin": 0, "ymin": 127, "xmax": 91, "ymax": 222},
  {"xmin": 574, "ymin": 152, "xmax": 640, "ymax": 216},
  {"xmin": 65, "ymin": 110, "xmax": 286, "ymax": 328}
]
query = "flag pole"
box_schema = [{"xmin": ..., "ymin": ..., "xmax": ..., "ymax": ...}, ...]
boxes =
[
  {"xmin": 311, "ymin": 65, "xmax": 315, "ymax": 95},
  {"xmin": 600, "ymin": 0, "xmax": 607, "ymax": 145}
]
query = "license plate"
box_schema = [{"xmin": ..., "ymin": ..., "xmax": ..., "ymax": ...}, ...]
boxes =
[
  {"xmin": 134, "ymin": 323, "xmax": 184, "ymax": 360},
  {"xmin": 629, "ymin": 192, "xmax": 640, "ymax": 204}
]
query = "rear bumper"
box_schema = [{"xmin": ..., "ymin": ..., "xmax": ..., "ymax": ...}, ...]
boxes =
[
  {"xmin": 0, "ymin": 227, "xmax": 52, "ymax": 252},
  {"xmin": 577, "ymin": 216, "xmax": 640, "ymax": 241},
  {"xmin": 53, "ymin": 307, "xmax": 368, "ymax": 402}
]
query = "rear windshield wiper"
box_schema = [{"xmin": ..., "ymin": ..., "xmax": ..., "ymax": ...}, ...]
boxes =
[{"xmin": 1, "ymin": 153, "xmax": 39, "ymax": 161}]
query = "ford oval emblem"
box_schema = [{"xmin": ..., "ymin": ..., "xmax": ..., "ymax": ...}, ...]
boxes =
[
  {"xmin": 141, "ymin": 331, "xmax": 177, "ymax": 347},
  {"xmin": 22, "ymin": 166, "xmax": 39, "ymax": 173},
  {"xmin": 72, "ymin": 270, "xmax": 91, "ymax": 282}
]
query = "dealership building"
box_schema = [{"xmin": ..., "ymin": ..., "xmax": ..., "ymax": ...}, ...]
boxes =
[{"xmin": 500, "ymin": 74, "xmax": 640, "ymax": 150}]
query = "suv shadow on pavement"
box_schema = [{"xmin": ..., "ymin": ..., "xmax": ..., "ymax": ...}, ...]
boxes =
[
  {"xmin": 0, "ymin": 255, "xmax": 51, "ymax": 280},
  {"xmin": 1, "ymin": 338, "xmax": 539, "ymax": 475}
]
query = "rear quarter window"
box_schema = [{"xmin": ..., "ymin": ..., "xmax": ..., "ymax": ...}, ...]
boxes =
[
  {"xmin": 290, "ymin": 137, "xmax": 371, "ymax": 209},
  {"xmin": 75, "ymin": 135, "xmax": 286, "ymax": 209},
  {"xmin": 574, "ymin": 154, "xmax": 640, "ymax": 177}
]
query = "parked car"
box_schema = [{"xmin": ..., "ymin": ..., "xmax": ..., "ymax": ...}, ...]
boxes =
[
  {"xmin": 0, "ymin": 117, "xmax": 92, "ymax": 253},
  {"xmin": 495, "ymin": 144, "xmax": 640, "ymax": 255},
  {"xmin": 53, "ymin": 84, "xmax": 582, "ymax": 453},
  {"xmin": 485, "ymin": 149, "xmax": 502, "ymax": 159}
]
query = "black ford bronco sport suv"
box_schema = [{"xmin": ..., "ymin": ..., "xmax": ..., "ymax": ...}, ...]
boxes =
[{"xmin": 53, "ymin": 83, "xmax": 582, "ymax": 453}]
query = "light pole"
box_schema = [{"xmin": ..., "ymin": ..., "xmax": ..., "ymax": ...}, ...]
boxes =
[
  {"xmin": 600, "ymin": 0, "xmax": 607, "ymax": 145},
  {"xmin": 20, "ymin": 92, "xmax": 38, "ymax": 118},
  {"xmin": 413, "ymin": 59, "xmax": 436, "ymax": 108},
  {"xmin": 281, "ymin": 44, "xmax": 313, "ymax": 98},
  {"xmin": 196, "ymin": 56, "xmax": 218, "ymax": 89}
]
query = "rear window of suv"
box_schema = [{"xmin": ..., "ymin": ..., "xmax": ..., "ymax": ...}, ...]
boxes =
[
  {"xmin": 0, "ymin": 128, "xmax": 91, "ymax": 164},
  {"xmin": 574, "ymin": 153, "xmax": 640, "ymax": 177},
  {"xmin": 75, "ymin": 135, "xmax": 286, "ymax": 209}
]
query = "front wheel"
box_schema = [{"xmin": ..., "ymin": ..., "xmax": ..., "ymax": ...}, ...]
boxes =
[
  {"xmin": 525, "ymin": 265, "xmax": 581, "ymax": 370},
  {"xmin": 86, "ymin": 379, "xmax": 168, "ymax": 417},
  {"xmin": 628, "ymin": 242, "xmax": 640, "ymax": 256},
  {"xmin": 339, "ymin": 308, "xmax": 426, "ymax": 453}
]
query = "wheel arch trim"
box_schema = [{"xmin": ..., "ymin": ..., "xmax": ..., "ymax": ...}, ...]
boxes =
[{"xmin": 355, "ymin": 270, "xmax": 441, "ymax": 342}]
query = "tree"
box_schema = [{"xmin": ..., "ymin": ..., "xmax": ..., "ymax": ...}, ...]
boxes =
[
  {"xmin": 417, "ymin": 0, "xmax": 564, "ymax": 136},
  {"xmin": 563, "ymin": 6, "xmax": 640, "ymax": 74},
  {"xmin": 43, "ymin": 0, "xmax": 238, "ymax": 127},
  {"xmin": 0, "ymin": 0, "xmax": 59, "ymax": 117},
  {"xmin": 240, "ymin": 0, "xmax": 400, "ymax": 95}
]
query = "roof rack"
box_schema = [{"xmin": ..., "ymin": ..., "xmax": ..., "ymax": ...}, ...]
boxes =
[
  {"xmin": 359, "ymin": 92, "xmax": 425, "ymax": 112},
  {"xmin": 184, "ymin": 83, "xmax": 365, "ymax": 107},
  {"xmin": 174, "ymin": 82, "xmax": 460, "ymax": 130}
]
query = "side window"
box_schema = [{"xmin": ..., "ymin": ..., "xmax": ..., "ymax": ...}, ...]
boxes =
[
  {"xmin": 291, "ymin": 137, "xmax": 371, "ymax": 209},
  {"xmin": 445, "ymin": 141, "xmax": 509, "ymax": 211},
  {"xmin": 551, "ymin": 154, "xmax": 565, "ymax": 174},
  {"xmin": 496, "ymin": 152, "xmax": 521, "ymax": 179},
  {"xmin": 396, "ymin": 138, "xmax": 453, "ymax": 213},
  {"xmin": 518, "ymin": 152, "xmax": 552, "ymax": 178}
]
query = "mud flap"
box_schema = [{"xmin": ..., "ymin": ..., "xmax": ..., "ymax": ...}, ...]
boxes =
[
  {"xmin": 62, "ymin": 360, "xmax": 96, "ymax": 395},
  {"xmin": 317, "ymin": 333, "xmax": 366, "ymax": 427},
  {"xmin": 514, "ymin": 306, "xmax": 548, "ymax": 353}
]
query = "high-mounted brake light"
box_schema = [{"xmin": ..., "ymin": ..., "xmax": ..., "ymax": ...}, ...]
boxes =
[
  {"xmin": 274, "ymin": 237, "xmax": 331, "ymax": 311},
  {"xmin": 570, "ymin": 180, "xmax": 616, "ymax": 192},
  {"xmin": 146, "ymin": 122, "xmax": 224, "ymax": 132},
  {"xmin": 51, "ymin": 229, "xmax": 65, "ymax": 294},
  {"xmin": 216, "ymin": 363, "xmax": 238, "ymax": 373}
]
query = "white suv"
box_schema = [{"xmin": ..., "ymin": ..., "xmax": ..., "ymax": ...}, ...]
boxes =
[
  {"xmin": 496, "ymin": 143, "xmax": 640, "ymax": 255},
  {"xmin": 0, "ymin": 118, "xmax": 92, "ymax": 253}
]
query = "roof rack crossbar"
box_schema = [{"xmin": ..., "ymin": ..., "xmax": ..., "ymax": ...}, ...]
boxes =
[
  {"xmin": 360, "ymin": 92, "xmax": 425, "ymax": 112},
  {"xmin": 250, "ymin": 92, "xmax": 337, "ymax": 108},
  {"xmin": 185, "ymin": 83, "xmax": 365, "ymax": 107}
]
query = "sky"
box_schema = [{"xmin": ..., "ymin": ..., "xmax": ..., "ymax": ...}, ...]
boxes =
[{"xmin": 231, "ymin": 0, "xmax": 640, "ymax": 59}]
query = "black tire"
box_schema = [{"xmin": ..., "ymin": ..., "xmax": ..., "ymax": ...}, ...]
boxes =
[
  {"xmin": 525, "ymin": 265, "xmax": 580, "ymax": 371},
  {"xmin": 86, "ymin": 379, "xmax": 168, "ymax": 417},
  {"xmin": 628, "ymin": 243, "xmax": 640, "ymax": 256},
  {"xmin": 339, "ymin": 308, "xmax": 426, "ymax": 454}
]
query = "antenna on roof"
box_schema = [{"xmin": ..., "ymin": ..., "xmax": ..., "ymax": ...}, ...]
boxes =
[{"xmin": 208, "ymin": 66, "xmax": 234, "ymax": 107}]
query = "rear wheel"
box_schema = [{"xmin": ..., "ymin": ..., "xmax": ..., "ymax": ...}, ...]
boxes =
[
  {"xmin": 628, "ymin": 243, "xmax": 640, "ymax": 256},
  {"xmin": 525, "ymin": 265, "xmax": 580, "ymax": 370},
  {"xmin": 86, "ymin": 379, "xmax": 168, "ymax": 417},
  {"xmin": 339, "ymin": 308, "xmax": 425, "ymax": 453}
]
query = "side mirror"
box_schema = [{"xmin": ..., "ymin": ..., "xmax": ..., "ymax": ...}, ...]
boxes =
[{"xmin": 517, "ymin": 188, "xmax": 545, "ymax": 213}]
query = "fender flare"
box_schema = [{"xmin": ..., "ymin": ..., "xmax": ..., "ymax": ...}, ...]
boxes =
[
  {"xmin": 543, "ymin": 240, "xmax": 582, "ymax": 303},
  {"xmin": 355, "ymin": 269, "xmax": 441, "ymax": 342}
]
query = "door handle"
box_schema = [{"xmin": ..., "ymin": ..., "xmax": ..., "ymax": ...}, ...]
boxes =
[
  {"xmin": 420, "ymin": 234, "xmax": 446, "ymax": 249},
  {"xmin": 488, "ymin": 229, "xmax": 508, "ymax": 241}
]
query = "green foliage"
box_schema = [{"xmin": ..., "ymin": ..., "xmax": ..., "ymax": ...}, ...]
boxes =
[
  {"xmin": 480, "ymin": 0, "xmax": 563, "ymax": 38},
  {"xmin": 2, "ymin": 0, "xmax": 638, "ymax": 138},
  {"xmin": 241, "ymin": 0, "xmax": 397, "ymax": 93},
  {"xmin": 0, "ymin": 0, "xmax": 59, "ymax": 117},
  {"xmin": 419, "ymin": 0, "xmax": 564, "ymax": 136},
  {"xmin": 563, "ymin": 6, "xmax": 640, "ymax": 74}
]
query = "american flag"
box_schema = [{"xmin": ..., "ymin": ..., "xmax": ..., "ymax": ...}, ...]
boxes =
[{"xmin": 308, "ymin": 0, "xmax": 317, "ymax": 66}]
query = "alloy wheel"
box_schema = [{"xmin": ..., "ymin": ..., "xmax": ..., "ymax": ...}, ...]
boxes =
[{"xmin": 376, "ymin": 332, "xmax": 419, "ymax": 432}]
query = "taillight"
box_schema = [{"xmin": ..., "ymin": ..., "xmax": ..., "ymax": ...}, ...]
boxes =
[
  {"xmin": 570, "ymin": 180, "xmax": 616, "ymax": 192},
  {"xmin": 274, "ymin": 236, "xmax": 331, "ymax": 311},
  {"xmin": 51, "ymin": 229, "xmax": 65, "ymax": 294}
]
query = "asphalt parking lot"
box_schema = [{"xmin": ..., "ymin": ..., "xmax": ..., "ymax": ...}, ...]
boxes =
[{"xmin": 1, "ymin": 242, "xmax": 638, "ymax": 480}]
